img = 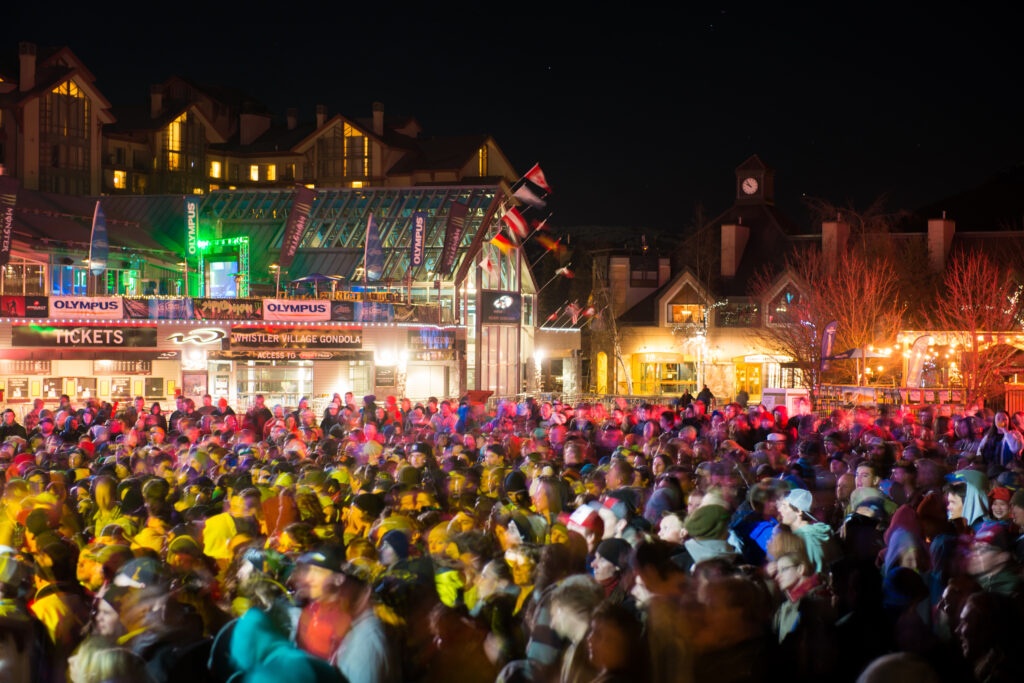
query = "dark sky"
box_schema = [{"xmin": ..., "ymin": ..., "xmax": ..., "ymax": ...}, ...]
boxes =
[{"xmin": 7, "ymin": 5, "xmax": 1020, "ymax": 233}]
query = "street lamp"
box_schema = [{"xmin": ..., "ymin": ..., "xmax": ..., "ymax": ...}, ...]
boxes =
[{"xmin": 269, "ymin": 264, "xmax": 280, "ymax": 297}]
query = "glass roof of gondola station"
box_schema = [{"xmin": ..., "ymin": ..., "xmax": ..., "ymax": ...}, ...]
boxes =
[{"xmin": 196, "ymin": 185, "xmax": 502, "ymax": 285}]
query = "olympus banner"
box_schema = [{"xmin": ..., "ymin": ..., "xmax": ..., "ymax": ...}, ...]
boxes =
[
  {"xmin": 49, "ymin": 296, "xmax": 124, "ymax": 319},
  {"xmin": 230, "ymin": 326, "xmax": 362, "ymax": 349},
  {"xmin": 262, "ymin": 299, "xmax": 331, "ymax": 322}
]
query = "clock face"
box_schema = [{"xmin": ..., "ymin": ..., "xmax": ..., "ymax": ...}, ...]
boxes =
[{"xmin": 741, "ymin": 177, "xmax": 759, "ymax": 195}]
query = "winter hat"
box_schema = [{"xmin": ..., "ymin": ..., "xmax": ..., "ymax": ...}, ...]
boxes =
[
  {"xmin": 595, "ymin": 538, "xmax": 632, "ymax": 571},
  {"xmin": 379, "ymin": 529, "xmax": 410, "ymax": 560},
  {"xmin": 683, "ymin": 504, "xmax": 730, "ymax": 540}
]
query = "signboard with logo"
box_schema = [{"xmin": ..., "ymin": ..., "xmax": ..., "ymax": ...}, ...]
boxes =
[
  {"xmin": 49, "ymin": 296, "xmax": 124, "ymax": 319},
  {"xmin": 375, "ymin": 366, "xmax": 396, "ymax": 387},
  {"xmin": 480, "ymin": 291, "xmax": 522, "ymax": 325},
  {"xmin": 6, "ymin": 378, "xmax": 29, "ymax": 401},
  {"xmin": 159, "ymin": 326, "xmax": 229, "ymax": 349},
  {"xmin": 193, "ymin": 298, "xmax": 263, "ymax": 320},
  {"xmin": 12, "ymin": 324, "xmax": 158, "ymax": 347},
  {"xmin": 124, "ymin": 297, "xmax": 194, "ymax": 320},
  {"xmin": 1, "ymin": 296, "xmax": 48, "ymax": 318},
  {"xmin": 229, "ymin": 326, "xmax": 362, "ymax": 349},
  {"xmin": 263, "ymin": 299, "xmax": 332, "ymax": 322}
]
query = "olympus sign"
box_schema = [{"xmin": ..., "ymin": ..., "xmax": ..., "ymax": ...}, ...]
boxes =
[
  {"xmin": 49, "ymin": 297, "xmax": 124, "ymax": 319},
  {"xmin": 262, "ymin": 298, "xmax": 332, "ymax": 321}
]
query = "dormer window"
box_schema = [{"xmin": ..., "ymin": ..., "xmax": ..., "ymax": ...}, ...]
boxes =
[{"xmin": 768, "ymin": 284, "xmax": 801, "ymax": 324}]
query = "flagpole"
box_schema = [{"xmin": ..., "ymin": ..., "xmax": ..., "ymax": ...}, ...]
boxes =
[{"xmin": 529, "ymin": 240, "xmax": 559, "ymax": 270}]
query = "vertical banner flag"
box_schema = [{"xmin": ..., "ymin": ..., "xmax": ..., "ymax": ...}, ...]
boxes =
[
  {"xmin": 0, "ymin": 176, "xmax": 20, "ymax": 267},
  {"xmin": 819, "ymin": 320, "xmax": 838, "ymax": 373},
  {"xmin": 88, "ymin": 201, "xmax": 109, "ymax": 276},
  {"xmin": 439, "ymin": 201, "xmax": 469, "ymax": 276},
  {"xmin": 364, "ymin": 213, "xmax": 384, "ymax": 281},
  {"xmin": 184, "ymin": 196, "xmax": 200, "ymax": 294},
  {"xmin": 409, "ymin": 210, "xmax": 427, "ymax": 274},
  {"xmin": 279, "ymin": 184, "xmax": 317, "ymax": 270}
]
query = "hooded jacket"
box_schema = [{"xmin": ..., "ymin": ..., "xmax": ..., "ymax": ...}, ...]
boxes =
[{"xmin": 228, "ymin": 607, "xmax": 346, "ymax": 683}]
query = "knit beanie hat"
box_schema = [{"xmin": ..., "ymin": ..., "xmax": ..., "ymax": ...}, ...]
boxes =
[{"xmin": 683, "ymin": 504, "xmax": 730, "ymax": 540}]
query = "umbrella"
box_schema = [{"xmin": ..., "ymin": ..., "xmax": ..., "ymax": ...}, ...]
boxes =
[{"xmin": 290, "ymin": 273, "xmax": 342, "ymax": 296}]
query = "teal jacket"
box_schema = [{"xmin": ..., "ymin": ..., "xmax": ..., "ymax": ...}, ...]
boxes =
[{"xmin": 229, "ymin": 608, "xmax": 347, "ymax": 683}]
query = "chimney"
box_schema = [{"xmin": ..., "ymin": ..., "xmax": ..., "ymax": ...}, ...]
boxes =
[
  {"xmin": 286, "ymin": 107, "xmax": 298, "ymax": 131},
  {"xmin": 608, "ymin": 256, "xmax": 629, "ymax": 315},
  {"xmin": 720, "ymin": 223, "xmax": 749, "ymax": 278},
  {"xmin": 821, "ymin": 219, "xmax": 850, "ymax": 268},
  {"xmin": 316, "ymin": 104, "xmax": 327, "ymax": 128},
  {"xmin": 150, "ymin": 84, "xmax": 163, "ymax": 118},
  {"xmin": 372, "ymin": 101, "xmax": 384, "ymax": 136},
  {"xmin": 928, "ymin": 213, "xmax": 956, "ymax": 273},
  {"xmin": 658, "ymin": 257, "xmax": 671, "ymax": 288},
  {"xmin": 19, "ymin": 42, "xmax": 36, "ymax": 92}
]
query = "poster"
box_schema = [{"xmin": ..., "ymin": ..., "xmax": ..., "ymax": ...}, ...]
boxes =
[
  {"xmin": 375, "ymin": 366, "xmax": 396, "ymax": 387},
  {"xmin": 110, "ymin": 378, "xmax": 132, "ymax": 399},
  {"xmin": 144, "ymin": 377, "xmax": 165, "ymax": 398},
  {"xmin": 193, "ymin": 298, "xmax": 263, "ymax": 320},
  {"xmin": 43, "ymin": 378, "xmax": 63, "ymax": 399},
  {"xmin": 6, "ymin": 378, "xmax": 29, "ymax": 401}
]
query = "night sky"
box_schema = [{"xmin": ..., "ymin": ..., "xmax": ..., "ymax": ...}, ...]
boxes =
[{"xmin": 6, "ymin": 5, "xmax": 1020, "ymax": 233}]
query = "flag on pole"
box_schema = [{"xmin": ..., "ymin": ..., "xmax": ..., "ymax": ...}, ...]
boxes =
[
  {"xmin": 582, "ymin": 306, "xmax": 596, "ymax": 317},
  {"xmin": 501, "ymin": 207, "xmax": 529, "ymax": 240},
  {"xmin": 88, "ymin": 201, "xmax": 109, "ymax": 276},
  {"xmin": 555, "ymin": 266, "xmax": 574, "ymax": 279},
  {"xmin": 480, "ymin": 254, "xmax": 497, "ymax": 277},
  {"xmin": 364, "ymin": 213, "xmax": 384, "ymax": 281},
  {"xmin": 513, "ymin": 184, "xmax": 546, "ymax": 209},
  {"xmin": 489, "ymin": 232, "xmax": 515, "ymax": 254},
  {"xmin": 535, "ymin": 233, "xmax": 562, "ymax": 253},
  {"xmin": 566, "ymin": 302, "xmax": 581, "ymax": 325},
  {"xmin": 524, "ymin": 163, "xmax": 551, "ymax": 193},
  {"xmin": 546, "ymin": 310, "xmax": 559, "ymax": 322}
]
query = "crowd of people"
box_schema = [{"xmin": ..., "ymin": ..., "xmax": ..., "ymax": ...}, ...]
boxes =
[{"xmin": 1, "ymin": 389, "xmax": 1024, "ymax": 683}]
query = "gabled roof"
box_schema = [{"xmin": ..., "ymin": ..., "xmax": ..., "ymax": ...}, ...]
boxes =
[
  {"xmin": 291, "ymin": 114, "xmax": 385, "ymax": 153},
  {"xmin": 388, "ymin": 134, "xmax": 489, "ymax": 175},
  {"xmin": 209, "ymin": 121, "xmax": 318, "ymax": 154},
  {"xmin": 735, "ymin": 154, "xmax": 770, "ymax": 173},
  {"xmin": 107, "ymin": 101, "xmax": 225, "ymax": 143},
  {"xmin": 617, "ymin": 267, "xmax": 714, "ymax": 326},
  {"xmin": 0, "ymin": 66, "xmax": 115, "ymax": 123}
]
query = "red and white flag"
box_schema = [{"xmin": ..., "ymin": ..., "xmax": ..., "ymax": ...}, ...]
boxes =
[
  {"xmin": 546, "ymin": 310, "xmax": 559, "ymax": 322},
  {"xmin": 501, "ymin": 207, "xmax": 529, "ymax": 239},
  {"xmin": 524, "ymin": 163, "xmax": 551, "ymax": 193},
  {"xmin": 555, "ymin": 266, "xmax": 574, "ymax": 279},
  {"xmin": 582, "ymin": 306, "xmax": 596, "ymax": 317},
  {"xmin": 566, "ymin": 302, "xmax": 582, "ymax": 324},
  {"xmin": 480, "ymin": 255, "xmax": 497, "ymax": 277},
  {"xmin": 513, "ymin": 184, "xmax": 546, "ymax": 209}
]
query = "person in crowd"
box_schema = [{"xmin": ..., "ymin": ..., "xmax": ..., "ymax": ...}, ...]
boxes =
[{"xmin": 0, "ymin": 391, "xmax": 1021, "ymax": 682}]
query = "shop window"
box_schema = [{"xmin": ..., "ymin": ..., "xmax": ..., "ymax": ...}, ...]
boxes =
[{"xmin": 669, "ymin": 304, "xmax": 704, "ymax": 324}]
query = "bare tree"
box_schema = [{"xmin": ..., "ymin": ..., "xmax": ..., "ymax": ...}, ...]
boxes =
[
  {"xmin": 750, "ymin": 245, "xmax": 904, "ymax": 406},
  {"xmin": 926, "ymin": 249, "xmax": 1023, "ymax": 407},
  {"xmin": 589, "ymin": 256, "xmax": 633, "ymax": 395}
]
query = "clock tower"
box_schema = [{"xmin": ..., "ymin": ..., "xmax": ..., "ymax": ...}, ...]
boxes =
[{"xmin": 734, "ymin": 155, "xmax": 775, "ymax": 205}]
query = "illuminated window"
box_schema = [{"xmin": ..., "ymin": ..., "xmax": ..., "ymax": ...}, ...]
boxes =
[
  {"xmin": 166, "ymin": 112, "xmax": 185, "ymax": 171},
  {"xmin": 305, "ymin": 183, "xmax": 315, "ymax": 189},
  {"xmin": 209, "ymin": 183, "xmax": 221, "ymax": 191},
  {"xmin": 669, "ymin": 304, "xmax": 704, "ymax": 324},
  {"xmin": 351, "ymin": 181, "xmax": 364, "ymax": 188},
  {"xmin": 210, "ymin": 160, "xmax": 222, "ymax": 178},
  {"xmin": 39, "ymin": 79, "xmax": 90, "ymax": 193},
  {"xmin": 113, "ymin": 170, "xmax": 127, "ymax": 189},
  {"xmin": 193, "ymin": 187, "xmax": 204, "ymax": 195},
  {"xmin": 769, "ymin": 285, "xmax": 801, "ymax": 324},
  {"xmin": 478, "ymin": 145, "xmax": 488, "ymax": 176},
  {"xmin": 266, "ymin": 164, "xmax": 276, "ymax": 181},
  {"xmin": 250, "ymin": 164, "xmax": 259, "ymax": 181},
  {"xmin": 344, "ymin": 123, "xmax": 369, "ymax": 178}
]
